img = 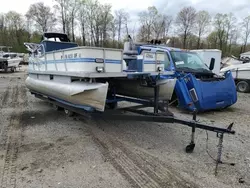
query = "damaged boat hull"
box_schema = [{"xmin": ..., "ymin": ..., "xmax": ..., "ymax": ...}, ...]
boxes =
[
  {"xmin": 25, "ymin": 75, "xmax": 109, "ymax": 111},
  {"xmin": 112, "ymin": 78, "xmax": 176, "ymax": 100}
]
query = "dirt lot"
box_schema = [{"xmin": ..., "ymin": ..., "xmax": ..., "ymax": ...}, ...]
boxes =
[{"xmin": 0, "ymin": 66, "xmax": 249, "ymax": 188}]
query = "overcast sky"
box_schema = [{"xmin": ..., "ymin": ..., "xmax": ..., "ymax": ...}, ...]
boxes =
[
  {"xmin": 0, "ymin": 0, "xmax": 249, "ymax": 19},
  {"xmin": 0, "ymin": 0, "xmax": 250, "ymax": 37}
]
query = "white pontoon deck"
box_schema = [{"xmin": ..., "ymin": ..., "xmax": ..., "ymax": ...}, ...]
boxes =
[{"xmin": 24, "ymin": 32, "xmax": 176, "ymax": 112}]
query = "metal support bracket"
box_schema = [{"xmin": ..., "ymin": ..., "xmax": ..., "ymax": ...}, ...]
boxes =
[
  {"xmin": 215, "ymin": 133, "xmax": 224, "ymax": 176},
  {"xmin": 186, "ymin": 110, "xmax": 197, "ymax": 153},
  {"xmin": 154, "ymin": 84, "xmax": 159, "ymax": 114}
]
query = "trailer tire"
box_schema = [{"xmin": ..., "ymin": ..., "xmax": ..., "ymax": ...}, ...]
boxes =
[
  {"xmin": 52, "ymin": 104, "xmax": 63, "ymax": 111},
  {"xmin": 64, "ymin": 109, "xmax": 74, "ymax": 117},
  {"xmin": 186, "ymin": 143, "xmax": 195, "ymax": 153},
  {"xmin": 3, "ymin": 63, "xmax": 8, "ymax": 72},
  {"xmin": 236, "ymin": 81, "xmax": 250, "ymax": 93},
  {"xmin": 11, "ymin": 67, "xmax": 16, "ymax": 72},
  {"xmin": 107, "ymin": 102, "xmax": 118, "ymax": 109}
]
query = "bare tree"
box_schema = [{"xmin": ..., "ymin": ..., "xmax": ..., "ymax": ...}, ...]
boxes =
[
  {"xmin": 26, "ymin": 2, "xmax": 56, "ymax": 32},
  {"xmin": 54, "ymin": 0, "xmax": 69, "ymax": 33},
  {"xmin": 123, "ymin": 12, "xmax": 130, "ymax": 38},
  {"xmin": 214, "ymin": 13, "xmax": 227, "ymax": 51},
  {"xmin": 137, "ymin": 25, "xmax": 148, "ymax": 42},
  {"xmin": 115, "ymin": 9, "xmax": 129, "ymax": 46},
  {"xmin": 25, "ymin": 14, "xmax": 33, "ymax": 42},
  {"xmin": 4, "ymin": 11, "xmax": 24, "ymax": 46},
  {"xmin": 0, "ymin": 14, "xmax": 4, "ymax": 45},
  {"xmin": 195, "ymin": 10, "xmax": 210, "ymax": 48},
  {"xmin": 82, "ymin": 0, "xmax": 113, "ymax": 47},
  {"xmin": 100, "ymin": 4, "xmax": 112, "ymax": 46},
  {"xmin": 207, "ymin": 31, "xmax": 218, "ymax": 49},
  {"xmin": 68, "ymin": 0, "xmax": 79, "ymax": 42},
  {"xmin": 152, "ymin": 14, "xmax": 173, "ymax": 40},
  {"xmin": 91, "ymin": 1, "xmax": 102, "ymax": 46},
  {"xmin": 110, "ymin": 19, "xmax": 117, "ymax": 47},
  {"xmin": 225, "ymin": 13, "xmax": 237, "ymax": 53},
  {"xmin": 0, "ymin": 14, "xmax": 4, "ymax": 30},
  {"xmin": 138, "ymin": 6, "xmax": 158, "ymax": 41},
  {"xmin": 228, "ymin": 28, "xmax": 238, "ymax": 53},
  {"xmin": 78, "ymin": 0, "xmax": 87, "ymax": 45},
  {"xmin": 84, "ymin": 0, "xmax": 96, "ymax": 46},
  {"xmin": 128, "ymin": 21, "xmax": 137, "ymax": 41},
  {"xmin": 152, "ymin": 14, "xmax": 165, "ymax": 39},
  {"xmin": 176, "ymin": 6, "xmax": 196, "ymax": 48},
  {"xmin": 242, "ymin": 15, "xmax": 250, "ymax": 52},
  {"xmin": 5, "ymin": 11, "xmax": 24, "ymax": 31},
  {"xmin": 232, "ymin": 28, "xmax": 240, "ymax": 45},
  {"xmin": 163, "ymin": 15, "xmax": 173, "ymax": 38},
  {"xmin": 137, "ymin": 6, "xmax": 172, "ymax": 42}
]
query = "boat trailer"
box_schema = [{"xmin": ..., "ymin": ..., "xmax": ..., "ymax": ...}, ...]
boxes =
[{"xmin": 30, "ymin": 81, "xmax": 235, "ymax": 175}]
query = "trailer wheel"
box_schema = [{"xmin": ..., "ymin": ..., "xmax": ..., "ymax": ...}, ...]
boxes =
[
  {"xmin": 11, "ymin": 67, "xmax": 16, "ymax": 72},
  {"xmin": 3, "ymin": 63, "xmax": 8, "ymax": 72},
  {"xmin": 64, "ymin": 109, "xmax": 74, "ymax": 117},
  {"xmin": 107, "ymin": 102, "xmax": 118, "ymax": 109},
  {"xmin": 185, "ymin": 143, "xmax": 195, "ymax": 153},
  {"xmin": 236, "ymin": 81, "xmax": 250, "ymax": 93},
  {"xmin": 52, "ymin": 104, "xmax": 63, "ymax": 111}
]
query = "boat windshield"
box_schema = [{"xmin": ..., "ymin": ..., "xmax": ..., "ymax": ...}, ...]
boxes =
[
  {"xmin": 170, "ymin": 51, "xmax": 211, "ymax": 73},
  {"xmin": 3, "ymin": 54, "xmax": 9, "ymax": 58},
  {"xmin": 3, "ymin": 53, "xmax": 17, "ymax": 59}
]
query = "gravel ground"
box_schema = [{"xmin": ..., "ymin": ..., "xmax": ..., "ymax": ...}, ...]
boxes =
[{"xmin": 0, "ymin": 66, "xmax": 249, "ymax": 188}]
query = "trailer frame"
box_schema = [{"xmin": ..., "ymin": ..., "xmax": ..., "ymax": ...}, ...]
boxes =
[{"xmin": 30, "ymin": 80, "xmax": 235, "ymax": 175}]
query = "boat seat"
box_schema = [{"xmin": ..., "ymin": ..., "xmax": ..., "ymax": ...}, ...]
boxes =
[
  {"xmin": 123, "ymin": 50, "xmax": 138, "ymax": 55},
  {"xmin": 123, "ymin": 41, "xmax": 139, "ymax": 56},
  {"xmin": 42, "ymin": 40, "xmax": 78, "ymax": 52}
]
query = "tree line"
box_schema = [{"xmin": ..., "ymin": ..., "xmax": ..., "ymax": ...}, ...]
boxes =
[{"xmin": 0, "ymin": 0, "xmax": 250, "ymax": 57}]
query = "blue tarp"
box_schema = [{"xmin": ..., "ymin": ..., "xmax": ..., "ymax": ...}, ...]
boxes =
[{"xmin": 42, "ymin": 41, "xmax": 78, "ymax": 52}]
